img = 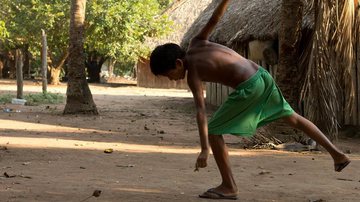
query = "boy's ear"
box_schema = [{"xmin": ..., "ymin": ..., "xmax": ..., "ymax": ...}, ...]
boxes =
[{"xmin": 175, "ymin": 59, "xmax": 183, "ymax": 68}]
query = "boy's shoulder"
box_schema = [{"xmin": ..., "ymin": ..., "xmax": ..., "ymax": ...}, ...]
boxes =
[{"xmin": 189, "ymin": 37, "xmax": 209, "ymax": 48}]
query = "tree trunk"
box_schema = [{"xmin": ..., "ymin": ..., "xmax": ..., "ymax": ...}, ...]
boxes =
[
  {"xmin": 278, "ymin": 0, "xmax": 304, "ymax": 110},
  {"xmin": 49, "ymin": 51, "xmax": 69, "ymax": 85},
  {"xmin": 41, "ymin": 29, "xmax": 48, "ymax": 93},
  {"xmin": 85, "ymin": 53, "xmax": 106, "ymax": 83},
  {"xmin": 262, "ymin": 0, "xmax": 304, "ymax": 141},
  {"xmin": 15, "ymin": 49, "xmax": 23, "ymax": 99},
  {"xmin": 64, "ymin": 0, "xmax": 98, "ymax": 114},
  {"xmin": 7, "ymin": 51, "xmax": 16, "ymax": 79},
  {"xmin": 356, "ymin": 0, "xmax": 360, "ymax": 126},
  {"xmin": 50, "ymin": 67, "xmax": 61, "ymax": 85},
  {"xmin": 109, "ymin": 58, "xmax": 115, "ymax": 78},
  {"xmin": 0, "ymin": 60, "xmax": 3, "ymax": 78}
]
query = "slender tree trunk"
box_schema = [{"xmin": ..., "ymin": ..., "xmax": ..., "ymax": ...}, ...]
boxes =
[
  {"xmin": 41, "ymin": 29, "xmax": 48, "ymax": 93},
  {"xmin": 109, "ymin": 58, "xmax": 115, "ymax": 78},
  {"xmin": 15, "ymin": 49, "xmax": 23, "ymax": 99},
  {"xmin": 0, "ymin": 60, "xmax": 3, "ymax": 78},
  {"xmin": 64, "ymin": 0, "xmax": 98, "ymax": 114},
  {"xmin": 23, "ymin": 44, "xmax": 30, "ymax": 79},
  {"xmin": 8, "ymin": 51, "xmax": 16, "ymax": 79},
  {"xmin": 356, "ymin": 0, "xmax": 360, "ymax": 126},
  {"xmin": 278, "ymin": 0, "xmax": 304, "ymax": 110}
]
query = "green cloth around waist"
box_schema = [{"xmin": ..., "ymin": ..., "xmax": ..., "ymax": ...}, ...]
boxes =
[{"xmin": 208, "ymin": 67, "xmax": 294, "ymax": 136}]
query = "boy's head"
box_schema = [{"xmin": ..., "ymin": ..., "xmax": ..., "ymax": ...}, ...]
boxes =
[{"xmin": 150, "ymin": 43, "xmax": 186, "ymax": 80}]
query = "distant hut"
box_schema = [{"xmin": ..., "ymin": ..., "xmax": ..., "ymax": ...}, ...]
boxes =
[
  {"xmin": 137, "ymin": 0, "xmax": 212, "ymax": 89},
  {"xmin": 181, "ymin": 0, "xmax": 360, "ymax": 133}
]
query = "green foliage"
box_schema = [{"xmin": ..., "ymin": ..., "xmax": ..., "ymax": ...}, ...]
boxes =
[
  {"xmin": 3, "ymin": 0, "xmax": 69, "ymax": 57},
  {"xmin": 86, "ymin": 0, "xmax": 172, "ymax": 63},
  {"xmin": 157, "ymin": 0, "xmax": 172, "ymax": 9},
  {"xmin": 0, "ymin": 21, "xmax": 9, "ymax": 40},
  {"xmin": 0, "ymin": 94, "xmax": 13, "ymax": 104},
  {"xmin": 24, "ymin": 92, "xmax": 64, "ymax": 106},
  {"xmin": 0, "ymin": 92, "xmax": 64, "ymax": 105},
  {"xmin": 1, "ymin": 0, "xmax": 173, "ymax": 77}
]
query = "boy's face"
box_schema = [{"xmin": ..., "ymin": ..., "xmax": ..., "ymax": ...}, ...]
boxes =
[
  {"xmin": 163, "ymin": 67, "xmax": 185, "ymax": 81},
  {"xmin": 162, "ymin": 59, "xmax": 186, "ymax": 81}
]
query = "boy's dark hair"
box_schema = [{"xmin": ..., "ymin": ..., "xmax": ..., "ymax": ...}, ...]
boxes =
[{"xmin": 150, "ymin": 43, "xmax": 185, "ymax": 75}]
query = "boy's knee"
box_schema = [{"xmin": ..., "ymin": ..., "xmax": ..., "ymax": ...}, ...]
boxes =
[{"xmin": 284, "ymin": 113, "xmax": 302, "ymax": 128}]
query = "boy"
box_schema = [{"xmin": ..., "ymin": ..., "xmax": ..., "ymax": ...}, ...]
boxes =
[{"xmin": 150, "ymin": 0, "xmax": 350, "ymax": 200}]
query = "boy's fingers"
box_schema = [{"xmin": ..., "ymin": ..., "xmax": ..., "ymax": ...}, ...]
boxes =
[
  {"xmin": 196, "ymin": 160, "xmax": 206, "ymax": 168},
  {"xmin": 194, "ymin": 162, "xmax": 199, "ymax": 172}
]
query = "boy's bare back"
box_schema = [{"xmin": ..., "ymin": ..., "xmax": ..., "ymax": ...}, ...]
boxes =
[{"xmin": 186, "ymin": 38, "xmax": 259, "ymax": 89}]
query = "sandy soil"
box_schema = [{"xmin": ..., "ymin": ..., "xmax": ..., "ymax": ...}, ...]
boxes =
[{"xmin": 0, "ymin": 79, "xmax": 359, "ymax": 202}]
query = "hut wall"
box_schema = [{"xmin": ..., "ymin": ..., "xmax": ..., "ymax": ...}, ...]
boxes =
[
  {"xmin": 136, "ymin": 58, "xmax": 188, "ymax": 89},
  {"xmin": 206, "ymin": 83, "xmax": 233, "ymax": 106}
]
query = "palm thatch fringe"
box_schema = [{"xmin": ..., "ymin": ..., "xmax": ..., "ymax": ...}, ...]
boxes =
[
  {"xmin": 146, "ymin": 0, "xmax": 212, "ymax": 50},
  {"xmin": 332, "ymin": 0, "xmax": 355, "ymax": 118},
  {"xmin": 301, "ymin": 0, "xmax": 355, "ymax": 140},
  {"xmin": 181, "ymin": 0, "xmax": 315, "ymax": 49},
  {"xmin": 160, "ymin": 0, "xmax": 189, "ymax": 16}
]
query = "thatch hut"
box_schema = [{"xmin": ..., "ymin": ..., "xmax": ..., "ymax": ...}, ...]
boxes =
[
  {"xmin": 181, "ymin": 0, "xmax": 313, "ymax": 48},
  {"xmin": 181, "ymin": 0, "xmax": 313, "ymax": 106},
  {"xmin": 181, "ymin": 0, "xmax": 360, "ymax": 132},
  {"xmin": 137, "ymin": 0, "xmax": 212, "ymax": 89}
]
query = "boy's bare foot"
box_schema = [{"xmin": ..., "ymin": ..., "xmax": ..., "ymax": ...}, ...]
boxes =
[
  {"xmin": 334, "ymin": 160, "xmax": 351, "ymax": 172},
  {"xmin": 199, "ymin": 188, "xmax": 238, "ymax": 200},
  {"xmin": 334, "ymin": 154, "xmax": 350, "ymax": 172},
  {"xmin": 199, "ymin": 185, "xmax": 238, "ymax": 200}
]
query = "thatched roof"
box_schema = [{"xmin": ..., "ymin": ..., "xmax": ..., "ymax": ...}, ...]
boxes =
[
  {"xmin": 181, "ymin": 0, "xmax": 314, "ymax": 49},
  {"xmin": 146, "ymin": 0, "xmax": 212, "ymax": 50}
]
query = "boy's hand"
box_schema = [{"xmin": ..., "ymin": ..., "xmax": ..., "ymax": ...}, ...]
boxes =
[{"xmin": 194, "ymin": 149, "xmax": 209, "ymax": 171}]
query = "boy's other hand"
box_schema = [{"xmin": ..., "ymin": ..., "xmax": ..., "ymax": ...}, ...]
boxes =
[{"xmin": 194, "ymin": 149, "xmax": 209, "ymax": 171}]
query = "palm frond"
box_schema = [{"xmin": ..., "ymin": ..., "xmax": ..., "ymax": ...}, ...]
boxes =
[
  {"xmin": 301, "ymin": 0, "xmax": 356, "ymax": 140},
  {"xmin": 333, "ymin": 0, "xmax": 355, "ymax": 114}
]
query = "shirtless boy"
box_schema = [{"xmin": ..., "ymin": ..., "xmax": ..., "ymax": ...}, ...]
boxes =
[{"xmin": 149, "ymin": 0, "xmax": 350, "ymax": 199}]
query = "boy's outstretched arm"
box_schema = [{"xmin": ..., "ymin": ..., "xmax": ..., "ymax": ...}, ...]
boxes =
[
  {"xmin": 188, "ymin": 75, "xmax": 209, "ymax": 170},
  {"xmin": 194, "ymin": 0, "xmax": 231, "ymax": 40}
]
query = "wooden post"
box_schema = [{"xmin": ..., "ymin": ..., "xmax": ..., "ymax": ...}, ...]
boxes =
[
  {"xmin": 206, "ymin": 82, "xmax": 211, "ymax": 104},
  {"xmin": 357, "ymin": 6, "xmax": 360, "ymax": 126},
  {"xmin": 41, "ymin": 29, "xmax": 48, "ymax": 93},
  {"xmin": 15, "ymin": 49, "xmax": 23, "ymax": 99},
  {"xmin": 0, "ymin": 60, "xmax": 3, "ymax": 78},
  {"xmin": 210, "ymin": 83, "xmax": 217, "ymax": 105}
]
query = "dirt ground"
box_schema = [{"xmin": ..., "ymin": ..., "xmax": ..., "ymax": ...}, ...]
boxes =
[{"xmin": 0, "ymin": 79, "xmax": 359, "ymax": 202}]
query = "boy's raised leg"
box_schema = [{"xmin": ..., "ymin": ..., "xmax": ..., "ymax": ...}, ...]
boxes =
[
  {"xmin": 282, "ymin": 112, "xmax": 350, "ymax": 172},
  {"xmin": 199, "ymin": 134, "xmax": 238, "ymax": 199}
]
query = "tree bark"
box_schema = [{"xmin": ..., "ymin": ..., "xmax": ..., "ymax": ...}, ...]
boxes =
[
  {"xmin": 15, "ymin": 49, "xmax": 23, "ymax": 99},
  {"xmin": 356, "ymin": 1, "xmax": 360, "ymax": 126},
  {"xmin": 41, "ymin": 29, "xmax": 48, "ymax": 93},
  {"xmin": 85, "ymin": 52, "xmax": 106, "ymax": 83},
  {"xmin": 49, "ymin": 50, "xmax": 69, "ymax": 85},
  {"xmin": 0, "ymin": 60, "xmax": 3, "ymax": 78},
  {"xmin": 64, "ymin": 0, "xmax": 98, "ymax": 114},
  {"xmin": 278, "ymin": 0, "xmax": 304, "ymax": 110},
  {"xmin": 23, "ymin": 44, "xmax": 31, "ymax": 79}
]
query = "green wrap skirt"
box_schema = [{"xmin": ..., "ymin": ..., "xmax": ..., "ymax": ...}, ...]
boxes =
[{"xmin": 208, "ymin": 67, "xmax": 294, "ymax": 136}]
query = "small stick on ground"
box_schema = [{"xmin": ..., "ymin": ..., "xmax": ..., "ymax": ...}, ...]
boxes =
[{"xmin": 80, "ymin": 190, "xmax": 102, "ymax": 202}]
